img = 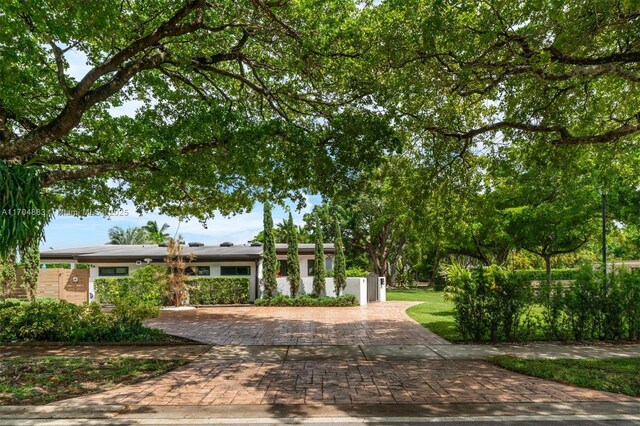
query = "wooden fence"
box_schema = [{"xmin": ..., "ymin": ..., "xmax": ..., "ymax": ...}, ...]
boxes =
[{"xmin": 9, "ymin": 268, "xmax": 89, "ymax": 305}]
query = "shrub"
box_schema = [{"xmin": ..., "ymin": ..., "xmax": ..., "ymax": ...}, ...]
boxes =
[
  {"xmin": 0, "ymin": 299, "xmax": 165, "ymax": 343},
  {"xmin": 396, "ymin": 269, "xmax": 416, "ymax": 288},
  {"xmin": 345, "ymin": 267, "xmax": 368, "ymax": 277},
  {"xmin": 444, "ymin": 263, "xmax": 534, "ymax": 342},
  {"xmin": 433, "ymin": 273, "xmax": 447, "ymax": 291},
  {"xmin": 187, "ymin": 277, "xmax": 250, "ymax": 304},
  {"xmin": 537, "ymin": 280, "xmax": 571, "ymax": 340},
  {"xmin": 94, "ymin": 265, "xmax": 167, "ymax": 306},
  {"xmin": 112, "ymin": 299, "xmax": 160, "ymax": 327},
  {"xmin": 255, "ymin": 294, "xmax": 358, "ymax": 307}
]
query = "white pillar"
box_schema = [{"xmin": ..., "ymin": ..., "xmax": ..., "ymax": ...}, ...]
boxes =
[{"xmin": 378, "ymin": 276, "xmax": 386, "ymax": 302}]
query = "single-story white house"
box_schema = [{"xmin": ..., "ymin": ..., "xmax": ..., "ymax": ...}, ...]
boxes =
[{"xmin": 40, "ymin": 242, "xmax": 384, "ymax": 304}]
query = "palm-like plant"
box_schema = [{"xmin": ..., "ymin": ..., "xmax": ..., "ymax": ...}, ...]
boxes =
[
  {"xmin": 143, "ymin": 220, "xmax": 171, "ymax": 244},
  {"xmin": 107, "ymin": 226, "xmax": 154, "ymax": 245}
]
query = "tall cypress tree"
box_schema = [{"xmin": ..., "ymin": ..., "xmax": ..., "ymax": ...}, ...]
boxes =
[
  {"xmin": 312, "ymin": 213, "xmax": 326, "ymax": 296},
  {"xmin": 286, "ymin": 212, "xmax": 301, "ymax": 297},
  {"xmin": 333, "ymin": 218, "xmax": 347, "ymax": 296},
  {"xmin": 262, "ymin": 202, "xmax": 277, "ymax": 298}
]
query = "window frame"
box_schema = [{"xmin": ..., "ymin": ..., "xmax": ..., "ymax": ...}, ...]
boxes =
[
  {"xmin": 186, "ymin": 266, "xmax": 211, "ymax": 276},
  {"xmin": 278, "ymin": 259, "xmax": 288, "ymax": 276},
  {"xmin": 220, "ymin": 265, "xmax": 251, "ymax": 276},
  {"xmin": 98, "ymin": 266, "xmax": 129, "ymax": 277}
]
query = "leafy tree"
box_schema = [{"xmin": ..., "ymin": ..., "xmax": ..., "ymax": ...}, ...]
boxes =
[
  {"xmin": 107, "ymin": 226, "xmax": 153, "ymax": 245},
  {"xmin": 262, "ymin": 202, "xmax": 277, "ymax": 298},
  {"xmin": 142, "ymin": 221, "xmax": 170, "ymax": 244},
  {"xmin": 365, "ymin": 1, "xmax": 640, "ymax": 149},
  {"xmin": 333, "ymin": 218, "xmax": 347, "ymax": 296},
  {"xmin": 312, "ymin": 213, "xmax": 326, "ymax": 296},
  {"xmin": 491, "ymin": 141, "xmax": 599, "ymax": 284},
  {"xmin": 286, "ymin": 212, "xmax": 301, "ymax": 297},
  {"xmin": 0, "ymin": 0, "xmax": 398, "ymax": 253},
  {"xmin": 252, "ymin": 219, "xmax": 291, "ymax": 244}
]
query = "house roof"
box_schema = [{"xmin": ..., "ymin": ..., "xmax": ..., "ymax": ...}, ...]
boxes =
[
  {"xmin": 275, "ymin": 243, "xmax": 335, "ymax": 255},
  {"xmin": 41, "ymin": 243, "xmax": 334, "ymax": 263}
]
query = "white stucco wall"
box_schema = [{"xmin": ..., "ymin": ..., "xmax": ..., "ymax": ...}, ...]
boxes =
[{"xmin": 272, "ymin": 276, "xmax": 367, "ymax": 305}]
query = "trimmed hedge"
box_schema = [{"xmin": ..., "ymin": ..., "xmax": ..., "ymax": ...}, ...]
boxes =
[
  {"xmin": 255, "ymin": 294, "xmax": 358, "ymax": 307},
  {"xmin": 345, "ymin": 267, "xmax": 369, "ymax": 277},
  {"xmin": 0, "ymin": 299, "xmax": 163, "ymax": 343},
  {"xmin": 94, "ymin": 265, "xmax": 167, "ymax": 306},
  {"xmin": 512, "ymin": 269, "xmax": 579, "ymax": 281},
  {"xmin": 445, "ymin": 263, "xmax": 640, "ymax": 342},
  {"xmin": 187, "ymin": 277, "xmax": 250, "ymax": 305}
]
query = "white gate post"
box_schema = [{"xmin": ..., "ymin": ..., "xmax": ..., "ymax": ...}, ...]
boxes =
[{"xmin": 378, "ymin": 276, "xmax": 386, "ymax": 302}]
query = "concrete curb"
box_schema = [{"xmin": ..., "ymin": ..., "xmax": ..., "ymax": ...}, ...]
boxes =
[{"xmin": 1, "ymin": 401, "xmax": 639, "ymax": 420}]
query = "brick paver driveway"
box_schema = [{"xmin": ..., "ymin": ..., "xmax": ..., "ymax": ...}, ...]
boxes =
[
  {"xmin": 146, "ymin": 302, "xmax": 449, "ymax": 345},
  {"xmin": 60, "ymin": 359, "xmax": 634, "ymax": 406},
  {"xmin": 52, "ymin": 302, "xmax": 638, "ymax": 409}
]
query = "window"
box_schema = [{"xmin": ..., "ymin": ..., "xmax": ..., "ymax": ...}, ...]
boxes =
[
  {"xmin": 278, "ymin": 260, "xmax": 288, "ymax": 276},
  {"xmin": 308, "ymin": 258, "xmax": 328, "ymax": 276},
  {"xmin": 98, "ymin": 266, "xmax": 129, "ymax": 277},
  {"xmin": 186, "ymin": 266, "xmax": 210, "ymax": 276},
  {"xmin": 220, "ymin": 266, "xmax": 251, "ymax": 276},
  {"xmin": 325, "ymin": 257, "xmax": 333, "ymax": 271}
]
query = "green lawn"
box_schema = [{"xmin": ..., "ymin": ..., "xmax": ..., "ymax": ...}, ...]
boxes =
[
  {"xmin": 0, "ymin": 357, "xmax": 186, "ymax": 405},
  {"xmin": 386, "ymin": 287, "xmax": 461, "ymax": 341},
  {"xmin": 490, "ymin": 356, "xmax": 640, "ymax": 397}
]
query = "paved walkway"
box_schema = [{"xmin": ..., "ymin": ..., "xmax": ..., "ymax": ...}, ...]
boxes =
[
  {"xmin": 3, "ymin": 342, "xmax": 638, "ymax": 361},
  {"xmin": 145, "ymin": 302, "xmax": 450, "ymax": 345},
  {"xmin": 56, "ymin": 358, "xmax": 634, "ymax": 406}
]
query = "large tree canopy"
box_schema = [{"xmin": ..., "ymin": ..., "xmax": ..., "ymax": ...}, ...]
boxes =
[
  {"xmin": 0, "ymin": 0, "xmax": 397, "ymax": 254},
  {"xmin": 364, "ymin": 0, "xmax": 640, "ymax": 150}
]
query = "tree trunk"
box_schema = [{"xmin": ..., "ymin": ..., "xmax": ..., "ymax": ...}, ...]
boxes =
[
  {"xmin": 544, "ymin": 255, "xmax": 552, "ymax": 287},
  {"xmin": 389, "ymin": 258, "xmax": 398, "ymax": 287}
]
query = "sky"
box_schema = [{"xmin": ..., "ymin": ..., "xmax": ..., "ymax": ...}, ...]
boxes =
[
  {"xmin": 42, "ymin": 198, "xmax": 319, "ymax": 249},
  {"xmin": 41, "ymin": 46, "xmax": 321, "ymax": 249}
]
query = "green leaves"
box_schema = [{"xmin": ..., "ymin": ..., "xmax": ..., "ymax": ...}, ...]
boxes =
[{"xmin": 0, "ymin": 162, "xmax": 50, "ymax": 257}]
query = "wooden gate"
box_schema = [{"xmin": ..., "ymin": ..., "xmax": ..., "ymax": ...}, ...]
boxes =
[
  {"xmin": 366, "ymin": 273, "xmax": 379, "ymax": 302},
  {"xmin": 12, "ymin": 268, "xmax": 89, "ymax": 304}
]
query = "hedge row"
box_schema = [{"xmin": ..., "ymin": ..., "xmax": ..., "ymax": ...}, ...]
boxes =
[
  {"xmin": 255, "ymin": 294, "xmax": 358, "ymax": 307},
  {"xmin": 445, "ymin": 263, "xmax": 640, "ymax": 342},
  {"xmin": 512, "ymin": 268, "xmax": 579, "ymax": 281},
  {"xmin": 94, "ymin": 265, "xmax": 167, "ymax": 306},
  {"xmin": 187, "ymin": 277, "xmax": 250, "ymax": 305}
]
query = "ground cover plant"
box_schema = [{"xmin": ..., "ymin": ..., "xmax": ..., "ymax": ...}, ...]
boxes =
[
  {"xmin": 255, "ymin": 294, "xmax": 358, "ymax": 307},
  {"xmin": 0, "ymin": 357, "xmax": 186, "ymax": 405},
  {"xmin": 490, "ymin": 356, "xmax": 640, "ymax": 397}
]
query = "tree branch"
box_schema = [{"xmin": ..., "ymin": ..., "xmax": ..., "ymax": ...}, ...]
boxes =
[{"xmin": 47, "ymin": 38, "xmax": 70, "ymax": 99}]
